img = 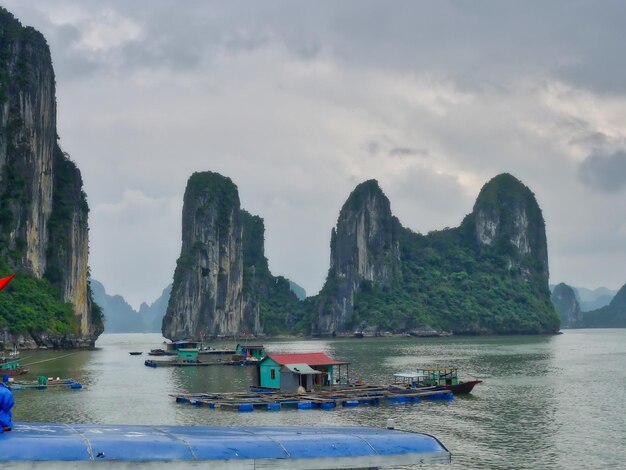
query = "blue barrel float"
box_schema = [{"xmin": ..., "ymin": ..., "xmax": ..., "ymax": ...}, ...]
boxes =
[{"xmin": 342, "ymin": 400, "xmax": 359, "ymax": 407}]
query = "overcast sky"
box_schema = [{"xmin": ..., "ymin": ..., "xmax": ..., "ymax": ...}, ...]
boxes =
[{"xmin": 5, "ymin": 1, "xmax": 626, "ymax": 307}]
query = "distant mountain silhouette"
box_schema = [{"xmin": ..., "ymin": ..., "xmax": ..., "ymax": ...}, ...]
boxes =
[
  {"xmin": 578, "ymin": 283, "xmax": 626, "ymax": 328},
  {"xmin": 91, "ymin": 279, "xmax": 170, "ymax": 333},
  {"xmin": 550, "ymin": 284, "xmax": 616, "ymax": 312}
]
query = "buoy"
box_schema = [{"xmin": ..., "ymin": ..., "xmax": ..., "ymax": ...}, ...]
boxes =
[{"xmin": 238, "ymin": 404, "xmax": 254, "ymax": 412}]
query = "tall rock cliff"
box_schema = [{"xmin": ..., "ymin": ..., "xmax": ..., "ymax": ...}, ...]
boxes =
[
  {"xmin": 162, "ymin": 172, "xmax": 300, "ymax": 340},
  {"xmin": 163, "ymin": 173, "xmax": 246, "ymax": 339},
  {"xmin": 313, "ymin": 180, "xmax": 401, "ymax": 334},
  {"xmin": 470, "ymin": 173, "xmax": 549, "ymax": 289},
  {"xmin": 0, "ymin": 8, "xmax": 102, "ymax": 348},
  {"xmin": 312, "ymin": 173, "xmax": 559, "ymax": 335},
  {"xmin": 551, "ymin": 283, "xmax": 582, "ymax": 328}
]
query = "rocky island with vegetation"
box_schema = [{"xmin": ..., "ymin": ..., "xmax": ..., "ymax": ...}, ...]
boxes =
[
  {"xmin": 0, "ymin": 8, "xmax": 103, "ymax": 349},
  {"xmin": 163, "ymin": 172, "xmax": 560, "ymax": 340}
]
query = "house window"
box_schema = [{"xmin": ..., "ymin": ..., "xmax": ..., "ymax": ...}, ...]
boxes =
[{"xmin": 270, "ymin": 369, "xmax": 276, "ymax": 380}]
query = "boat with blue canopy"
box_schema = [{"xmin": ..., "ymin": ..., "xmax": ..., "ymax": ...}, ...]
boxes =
[{"xmin": 0, "ymin": 423, "xmax": 451, "ymax": 468}]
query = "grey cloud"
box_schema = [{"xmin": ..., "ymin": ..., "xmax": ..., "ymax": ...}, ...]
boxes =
[
  {"xmin": 385, "ymin": 166, "xmax": 471, "ymax": 233},
  {"xmin": 579, "ymin": 150, "xmax": 626, "ymax": 192},
  {"xmin": 365, "ymin": 141, "xmax": 380, "ymax": 156},
  {"xmin": 569, "ymin": 131, "xmax": 611, "ymax": 149},
  {"xmin": 389, "ymin": 147, "xmax": 428, "ymax": 157},
  {"xmin": 8, "ymin": 0, "xmax": 626, "ymax": 94}
]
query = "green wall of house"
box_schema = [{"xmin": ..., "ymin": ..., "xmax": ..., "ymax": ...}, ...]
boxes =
[{"xmin": 259, "ymin": 357, "xmax": 281, "ymax": 388}]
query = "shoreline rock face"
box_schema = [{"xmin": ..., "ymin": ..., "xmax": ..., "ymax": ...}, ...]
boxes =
[
  {"xmin": 0, "ymin": 327, "xmax": 97, "ymax": 349},
  {"xmin": 0, "ymin": 8, "xmax": 103, "ymax": 349}
]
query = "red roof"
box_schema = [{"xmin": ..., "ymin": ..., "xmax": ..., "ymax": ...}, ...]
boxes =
[{"xmin": 267, "ymin": 352, "xmax": 347, "ymax": 366}]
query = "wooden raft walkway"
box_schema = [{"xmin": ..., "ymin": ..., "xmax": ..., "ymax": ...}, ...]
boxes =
[{"xmin": 172, "ymin": 385, "xmax": 453, "ymax": 411}]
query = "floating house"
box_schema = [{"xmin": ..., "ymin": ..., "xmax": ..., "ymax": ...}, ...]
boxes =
[
  {"xmin": 176, "ymin": 348, "xmax": 199, "ymax": 363},
  {"xmin": 235, "ymin": 344, "xmax": 265, "ymax": 360},
  {"xmin": 257, "ymin": 353, "xmax": 349, "ymax": 392}
]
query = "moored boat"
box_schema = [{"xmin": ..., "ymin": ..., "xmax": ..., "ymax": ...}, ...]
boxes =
[
  {"xmin": 147, "ymin": 348, "xmax": 175, "ymax": 356},
  {"xmin": 416, "ymin": 368, "xmax": 482, "ymax": 394},
  {"xmin": 1, "ymin": 357, "xmax": 28, "ymax": 377}
]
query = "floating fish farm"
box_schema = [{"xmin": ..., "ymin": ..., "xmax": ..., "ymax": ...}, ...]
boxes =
[{"xmin": 173, "ymin": 385, "xmax": 453, "ymax": 412}]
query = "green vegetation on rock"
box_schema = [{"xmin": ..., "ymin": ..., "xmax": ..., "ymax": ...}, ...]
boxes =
[
  {"xmin": 312, "ymin": 173, "xmax": 559, "ymax": 335},
  {"xmin": 0, "ymin": 260, "xmax": 78, "ymax": 334},
  {"xmin": 240, "ymin": 210, "xmax": 304, "ymax": 335},
  {"xmin": 350, "ymin": 225, "xmax": 558, "ymax": 334}
]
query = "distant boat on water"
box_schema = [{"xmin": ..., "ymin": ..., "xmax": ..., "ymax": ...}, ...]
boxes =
[
  {"xmin": 1, "ymin": 347, "xmax": 27, "ymax": 377},
  {"xmin": 393, "ymin": 368, "xmax": 482, "ymax": 394}
]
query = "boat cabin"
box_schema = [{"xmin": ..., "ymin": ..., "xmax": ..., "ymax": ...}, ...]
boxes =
[
  {"xmin": 257, "ymin": 353, "xmax": 349, "ymax": 392},
  {"xmin": 1, "ymin": 356, "xmax": 20, "ymax": 369},
  {"xmin": 393, "ymin": 372, "xmax": 429, "ymax": 388},
  {"xmin": 416, "ymin": 368, "xmax": 459, "ymax": 387},
  {"xmin": 235, "ymin": 344, "xmax": 265, "ymax": 360}
]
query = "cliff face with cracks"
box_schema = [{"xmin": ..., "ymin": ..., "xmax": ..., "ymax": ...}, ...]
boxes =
[
  {"xmin": 0, "ymin": 9, "xmax": 103, "ymax": 348},
  {"xmin": 162, "ymin": 172, "xmax": 301, "ymax": 340},
  {"xmin": 163, "ymin": 173, "xmax": 247, "ymax": 339},
  {"xmin": 313, "ymin": 180, "xmax": 401, "ymax": 335},
  {"xmin": 471, "ymin": 173, "xmax": 550, "ymax": 290}
]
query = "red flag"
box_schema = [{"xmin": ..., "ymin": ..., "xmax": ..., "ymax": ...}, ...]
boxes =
[{"xmin": 0, "ymin": 274, "xmax": 16, "ymax": 292}]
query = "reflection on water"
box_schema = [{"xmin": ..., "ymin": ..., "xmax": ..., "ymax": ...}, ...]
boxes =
[{"xmin": 11, "ymin": 330, "xmax": 626, "ymax": 469}]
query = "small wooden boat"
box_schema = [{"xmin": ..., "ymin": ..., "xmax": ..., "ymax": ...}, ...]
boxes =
[
  {"xmin": 148, "ymin": 349, "xmax": 175, "ymax": 356},
  {"xmin": 1, "ymin": 356, "xmax": 28, "ymax": 377},
  {"xmin": 129, "ymin": 352, "xmax": 142, "ymax": 356}
]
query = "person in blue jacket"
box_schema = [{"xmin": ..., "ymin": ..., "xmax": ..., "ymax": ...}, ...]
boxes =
[{"xmin": 0, "ymin": 382, "xmax": 14, "ymax": 432}]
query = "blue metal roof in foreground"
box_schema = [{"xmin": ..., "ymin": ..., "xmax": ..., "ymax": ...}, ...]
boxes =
[{"xmin": 0, "ymin": 423, "xmax": 450, "ymax": 468}]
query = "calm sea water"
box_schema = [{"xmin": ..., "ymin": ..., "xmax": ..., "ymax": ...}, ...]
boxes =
[{"xmin": 11, "ymin": 330, "xmax": 626, "ymax": 469}]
